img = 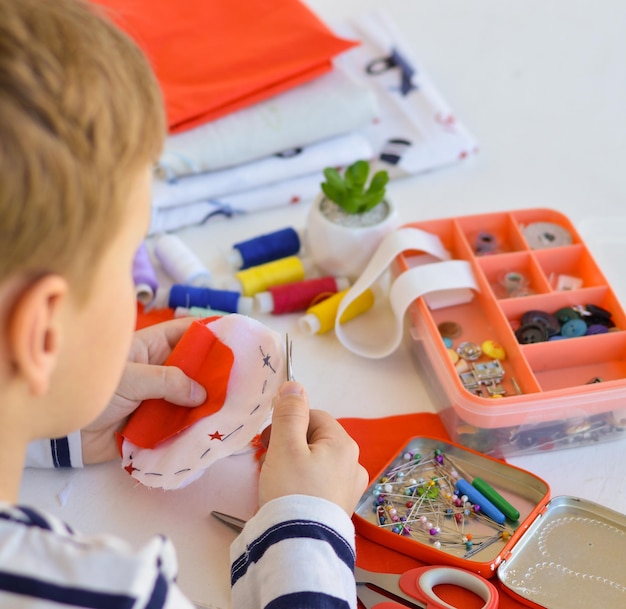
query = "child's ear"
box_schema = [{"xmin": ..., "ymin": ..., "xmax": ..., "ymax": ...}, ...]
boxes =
[{"xmin": 8, "ymin": 275, "xmax": 68, "ymax": 396}]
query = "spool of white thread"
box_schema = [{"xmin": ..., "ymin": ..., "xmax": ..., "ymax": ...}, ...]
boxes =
[{"xmin": 154, "ymin": 234, "xmax": 212, "ymax": 287}]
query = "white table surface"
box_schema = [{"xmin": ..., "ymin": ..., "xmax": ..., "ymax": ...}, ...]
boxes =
[{"xmin": 19, "ymin": 1, "xmax": 626, "ymax": 607}]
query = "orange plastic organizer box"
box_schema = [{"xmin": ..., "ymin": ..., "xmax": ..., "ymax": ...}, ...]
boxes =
[{"xmin": 400, "ymin": 209, "xmax": 626, "ymax": 457}]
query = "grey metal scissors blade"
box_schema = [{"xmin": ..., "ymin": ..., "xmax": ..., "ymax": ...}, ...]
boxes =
[
  {"xmin": 210, "ymin": 511, "xmax": 246, "ymax": 533},
  {"xmin": 285, "ymin": 333, "xmax": 295, "ymax": 381},
  {"xmin": 355, "ymin": 566, "xmax": 421, "ymax": 608},
  {"xmin": 357, "ymin": 583, "xmax": 421, "ymax": 609}
]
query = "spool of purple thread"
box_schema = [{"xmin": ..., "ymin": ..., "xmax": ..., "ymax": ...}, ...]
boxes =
[
  {"xmin": 168, "ymin": 284, "xmax": 252, "ymax": 315},
  {"xmin": 132, "ymin": 242, "xmax": 158, "ymax": 304},
  {"xmin": 229, "ymin": 227, "xmax": 301, "ymax": 270}
]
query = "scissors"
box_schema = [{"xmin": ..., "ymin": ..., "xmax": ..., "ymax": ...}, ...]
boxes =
[{"xmin": 210, "ymin": 512, "xmax": 498, "ymax": 609}]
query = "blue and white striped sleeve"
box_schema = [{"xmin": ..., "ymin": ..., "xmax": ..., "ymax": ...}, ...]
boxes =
[
  {"xmin": 0, "ymin": 505, "xmax": 196, "ymax": 608},
  {"xmin": 25, "ymin": 432, "xmax": 83, "ymax": 468},
  {"xmin": 230, "ymin": 495, "xmax": 358, "ymax": 609}
]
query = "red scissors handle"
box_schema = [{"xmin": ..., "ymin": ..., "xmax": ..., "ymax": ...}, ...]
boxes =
[{"xmin": 399, "ymin": 565, "xmax": 498, "ymax": 609}]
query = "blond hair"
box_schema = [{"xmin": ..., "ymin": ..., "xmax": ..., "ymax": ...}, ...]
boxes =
[{"xmin": 0, "ymin": 0, "xmax": 165, "ymax": 291}]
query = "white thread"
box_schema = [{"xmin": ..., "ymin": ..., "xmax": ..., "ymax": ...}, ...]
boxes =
[{"xmin": 153, "ymin": 233, "xmax": 212, "ymax": 286}]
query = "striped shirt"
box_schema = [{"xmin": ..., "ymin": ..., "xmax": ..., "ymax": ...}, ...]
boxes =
[
  {"xmin": 231, "ymin": 495, "xmax": 358, "ymax": 609},
  {"xmin": 3, "ymin": 493, "xmax": 357, "ymax": 608},
  {"xmin": 0, "ymin": 503, "xmax": 194, "ymax": 608},
  {"xmin": 25, "ymin": 434, "xmax": 83, "ymax": 469}
]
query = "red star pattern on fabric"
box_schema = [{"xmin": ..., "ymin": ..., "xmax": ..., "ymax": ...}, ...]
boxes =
[
  {"xmin": 209, "ymin": 431, "xmax": 224, "ymax": 441},
  {"xmin": 124, "ymin": 462, "xmax": 136, "ymax": 475}
]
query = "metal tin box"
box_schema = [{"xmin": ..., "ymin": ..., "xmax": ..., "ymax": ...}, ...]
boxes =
[{"xmin": 354, "ymin": 436, "xmax": 626, "ymax": 608}]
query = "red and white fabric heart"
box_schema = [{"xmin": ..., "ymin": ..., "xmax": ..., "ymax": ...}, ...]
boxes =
[{"xmin": 118, "ymin": 314, "xmax": 285, "ymax": 490}]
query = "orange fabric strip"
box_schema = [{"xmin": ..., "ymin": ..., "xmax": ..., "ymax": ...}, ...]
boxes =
[
  {"xmin": 121, "ymin": 319, "xmax": 233, "ymax": 448},
  {"xmin": 135, "ymin": 303, "xmax": 175, "ymax": 330},
  {"xmin": 91, "ymin": 0, "xmax": 358, "ymax": 132}
]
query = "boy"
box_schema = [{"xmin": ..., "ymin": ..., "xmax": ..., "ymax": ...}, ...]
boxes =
[{"xmin": 0, "ymin": 0, "xmax": 368, "ymax": 607}]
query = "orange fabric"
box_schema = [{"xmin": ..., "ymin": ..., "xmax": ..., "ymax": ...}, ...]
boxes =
[
  {"xmin": 135, "ymin": 303, "xmax": 175, "ymax": 330},
  {"xmin": 92, "ymin": 0, "xmax": 358, "ymax": 133},
  {"xmin": 121, "ymin": 319, "xmax": 233, "ymax": 448},
  {"xmin": 339, "ymin": 413, "xmax": 527, "ymax": 609}
]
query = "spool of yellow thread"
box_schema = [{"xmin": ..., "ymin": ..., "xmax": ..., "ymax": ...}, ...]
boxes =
[
  {"xmin": 298, "ymin": 288, "xmax": 375, "ymax": 335},
  {"xmin": 233, "ymin": 256, "xmax": 305, "ymax": 297}
]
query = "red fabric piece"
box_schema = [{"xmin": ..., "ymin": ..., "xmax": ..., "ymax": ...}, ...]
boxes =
[
  {"xmin": 120, "ymin": 319, "xmax": 233, "ymax": 448},
  {"xmin": 135, "ymin": 303, "xmax": 175, "ymax": 330},
  {"xmin": 339, "ymin": 413, "xmax": 527, "ymax": 609},
  {"xmin": 91, "ymin": 0, "xmax": 358, "ymax": 133}
]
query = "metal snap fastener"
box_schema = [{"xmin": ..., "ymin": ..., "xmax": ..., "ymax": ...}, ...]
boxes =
[
  {"xmin": 486, "ymin": 382, "xmax": 507, "ymax": 396},
  {"xmin": 473, "ymin": 360, "xmax": 505, "ymax": 383},
  {"xmin": 520, "ymin": 310, "xmax": 560, "ymax": 336},
  {"xmin": 459, "ymin": 370, "xmax": 480, "ymax": 391},
  {"xmin": 456, "ymin": 341, "xmax": 482, "ymax": 361},
  {"xmin": 561, "ymin": 318, "xmax": 587, "ymax": 338},
  {"xmin": 515, "ymin": 322, "xmax": 549, "ymax": 344}
]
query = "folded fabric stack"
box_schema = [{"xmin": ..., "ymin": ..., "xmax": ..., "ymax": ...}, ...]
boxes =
[{"xmin": 93, "ymin": 1, "xmax": 478, "ymax": 235}]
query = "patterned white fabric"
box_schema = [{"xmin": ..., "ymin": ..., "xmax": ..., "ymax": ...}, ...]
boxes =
[{"xmin": 149, "ymin": 10, "xmax": 478, "ymax": 234}]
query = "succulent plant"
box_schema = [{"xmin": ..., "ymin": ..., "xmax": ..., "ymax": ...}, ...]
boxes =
[{"xmin": 321, "ymin": 159, "xmax": 389, "ymax": 215}]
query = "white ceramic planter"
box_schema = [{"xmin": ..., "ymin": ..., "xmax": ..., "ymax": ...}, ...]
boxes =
[{"xmin": 304, "ymin": 193, "xmax": 400, "ymax": 280}]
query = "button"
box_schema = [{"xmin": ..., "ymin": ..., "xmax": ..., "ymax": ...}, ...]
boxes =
[
  {"xmin": 584, "ymin": 304, "xmax": 614, "ymax": 328},
  {"xmin": 446, "ymin": 347, "xmax": 460, "ymax": 364},
  {"xmin": 455, "ymin": 359, "xmax": 470, "ymax": 373},
  {"xmin": 515, "ymin": 322, "xmax": 548, "ymax": 344},
  {"xmin": 481, "ymin": 339, "xmax": 506, "ymax": 360},
  {"xmin": 554, "ymin": 307, "xmax": 581, "ymax": 325},
  {"xmin": 585, "ymin": 303, "xmax": 612, "ymax": 320},
  {"xmin": 438, "ymin": 321, "xmax": 462, "ymax": 339},
  {"xmin": 561, "ymin": 318, "xmax": 587, "ymax": 338},
  {"xmin": 456, "ymin": 341, "xmax": 482, "ymax": 361},
  {"xmin": 585, "ymin": 324, "xmax": 609, "ymax": 336},
  {"xmin": 520, "ymin": 310, "xmax": 560, "ymax": 336}
]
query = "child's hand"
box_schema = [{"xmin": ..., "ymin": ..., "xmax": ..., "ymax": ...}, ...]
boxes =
[
  {"xmin": 81, "ymin": 318, "xmax": 206, "ymax": 464},
  {"xmin": 258, "ymin": 381, "xmax": 368, "ymax": 516}
]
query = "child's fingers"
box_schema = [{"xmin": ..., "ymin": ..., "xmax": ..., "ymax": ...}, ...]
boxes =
[
  {"xmin": 118, "ymin": 362, "xmax": 206, "ymax": 407},
  {"xmin": 267, "ymin": 382, "xmax": 310, "ymax": 452}
]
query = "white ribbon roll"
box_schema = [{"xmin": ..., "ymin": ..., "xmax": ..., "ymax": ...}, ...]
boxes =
[{"xmin": 334, "ymin": 227, "xmax": 479, "ymax": 358}]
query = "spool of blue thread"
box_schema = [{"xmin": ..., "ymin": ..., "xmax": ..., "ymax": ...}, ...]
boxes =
[
  {"xmin": 228, "ymin": 227, "xmax": 301, "ymax": 270},
  {"xmin": 168, "ymin": 285, "xmax": 253, "ymax": 315}
]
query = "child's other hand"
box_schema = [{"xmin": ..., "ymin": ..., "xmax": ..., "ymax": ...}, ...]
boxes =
[
  {"xmin": 81, "ymin": 318, "xmax": 206, "ymax": 464},
  {"xmin": 258, "ymin": 381, "xmax": 368, "ymax": 516}
]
